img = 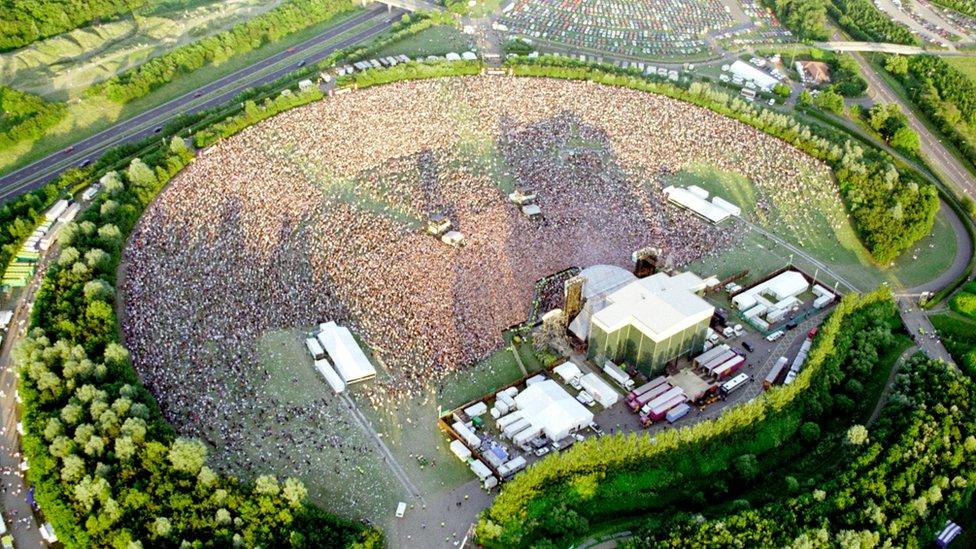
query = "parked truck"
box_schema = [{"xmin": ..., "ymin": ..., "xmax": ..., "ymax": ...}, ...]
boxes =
[
  {"xmin": 666, "ymin": 403, "xmax": 691, "ymax": 423},
  {"xmin": 641, "ymin": 394, "xmax": 686, "ymax": 425},
  {"xmin": 603, "ymin": 361, "xmax": 635, "ymax": 389},
  {"xmin": 711, "ymin": 355, "xmax": 745, "ymax": 380},
  {"xmin": 764, "ymin": 356, "xmax": 788, "ymax": 389}
]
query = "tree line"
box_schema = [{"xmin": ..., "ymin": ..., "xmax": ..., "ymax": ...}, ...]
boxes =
[
  {"xmin": 0, "ymin": 86, "xmax": 65, "ymax": 151},
  {"xmin": 475, "ymin": 289, "xmax": 930, "ymax": 547},
  {"xmin": 0, "ymin": 0, "xmax": 154, "ymax": 51},
  {"xmin": 90, "ymin": 0, "xmax": 356, "ymax": 103},
  {"xmin": 828, "ymin": 0, "xmax": 920, "ymax": 45},
  {"xmin": 16, "ymin": 139, "xmax": 380, "ymax": 547},
  {"xmin": 765, "ymin": 0, "xmax": 919, "ymax": 45},
  {"xmin": 885, "ymin": 54, "xmax": 976, "ymax": 173},
  {"xmin": 506, "ymin": 56, "xmax": 939, "ymax": 264},
  {"xmin": 929, "ymin": 0, "xmax": 976, "ymax": 17}
]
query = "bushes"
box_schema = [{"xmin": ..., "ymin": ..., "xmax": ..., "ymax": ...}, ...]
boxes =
[
  {"xmin": 476, "ymin": 289, "xmax": 903, "ymax": 547},
  {"xmin": 506, "ymin": 56, "xmax": 938, "ymax": 264},
  {"xmin": 929, "ymin": 0, "xmax": 976, "ymax": 17},
  {"xmin": 17, "ymin": 149, "xmax": 378, "ymax": 546},
  {"xmin": 765, "ymin": 0, "xmax": 829, "ymax": 40},
  {"xmin": 951, "ymin": 290, "xmax": 976, "ymax": 319},
  {"xmin": 342, "ymin": 59, "xmax": 482, "ymax": 89},
  {"xmin": 194, "ymin": 86, "xmax": 324, "ymax": 148},
  {"xmin": 91, "ymin": 0, "xmax": 356, "ymax": 103},
  {"xmin": 0, "ymin": 86, "xmax": 66, "ymax": 149}
]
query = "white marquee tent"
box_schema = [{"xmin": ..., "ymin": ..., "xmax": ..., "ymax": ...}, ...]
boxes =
[
  {"xmin": 514, "ymin": 380, "xmax": 593, "ymax": 442},
  {"xmin": 316, "ymin": 321, "xmax": 377, "ymax": 384}
]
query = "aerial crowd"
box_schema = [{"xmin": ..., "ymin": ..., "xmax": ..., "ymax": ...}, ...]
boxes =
[{"xmin": 119, "ymin": 76, "xmax": 833, "ymax": 495}]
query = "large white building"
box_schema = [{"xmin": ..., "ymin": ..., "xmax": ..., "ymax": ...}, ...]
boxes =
[{"xmin": 576, "ymin": 269, "xmax": 715, "ymax": 377}]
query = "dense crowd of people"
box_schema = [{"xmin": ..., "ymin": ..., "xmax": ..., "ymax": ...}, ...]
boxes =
[{"xmin": 119, "ymin": 76, "xmax": 832, "ymax": 500}]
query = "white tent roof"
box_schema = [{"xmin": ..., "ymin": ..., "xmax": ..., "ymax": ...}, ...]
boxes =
[
  {"xmin": 568, "ymin": 265, "xmax": 636, "ymax": 340},
  {"xmin": 316, "ymin": 322, "xmax": 376, "ymax": 383},
  {"xmin": 514, "ymin": 380, "xmax": 593, "ymax": 442},
  {"xmin": 664, "ymin": 186, "xmax": 730, "ymax": 223},
  {"xmin": 730, "ymin": 60, "xmax": 779, "ymax": 91},
  {"xmin": 553, "ymin": 361, "xmax": 582, "ymax": 382}
]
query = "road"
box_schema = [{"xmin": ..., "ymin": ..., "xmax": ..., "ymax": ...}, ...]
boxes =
[
  {"xmin": 0, "ymin": 5, "xmax": 404, "ymax": 202},
  {"xmin": 851, "ymin": 52, "xmax": 976, "ymax": 198},
  {"xmin": 0, "ymin": 250, "xmax": 55, "ymax": 547}
]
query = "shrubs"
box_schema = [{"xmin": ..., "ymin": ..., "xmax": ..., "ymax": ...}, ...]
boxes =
[
  {"xmin": 886, "ymin": 55, "xmax": 976, "ymax": 172},
  {"xmin": 626, "ymin": 355, "xmax": 976, "ymax": 547},
  {"xmin": 828, "ymin": 0, "xmax": 920, "ymax": 45},
  {"xmin": 0, "ymin": 0, "xmax": 151, "ymax": 51},
  {"xmin": 951, "ymin": 290, "xmax": 976, "ymax": 319}
]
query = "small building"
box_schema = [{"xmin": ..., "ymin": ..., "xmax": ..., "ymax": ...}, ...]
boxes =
[
  {"xmin": 796, "ymin": 61, "xmax": 831, "ymax": 85},
  {"xmin": 729, "ymin": 60, "xmax": 779, "ymax": 92},
  {"xmin": 732, "ymin": 271, "xmax": 809, "ymax": 311},
  {"xmin": 521, "ymin": 204, "xmax": 542, "ymax": 219},
  {"xmin": 579, "ymin": 372, "xmax": 619, "ymax": 408},
  {"xmin": 663, "ymin": 186, "xmax": 731, "ymax": 224}
]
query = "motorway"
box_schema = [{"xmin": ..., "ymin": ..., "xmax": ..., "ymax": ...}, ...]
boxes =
[{"xmin": 0, "ymin": 4, "xmax": 404, "ymax": 202}]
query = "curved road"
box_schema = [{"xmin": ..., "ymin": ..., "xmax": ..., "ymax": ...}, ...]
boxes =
[{"xmin": 0, "ymin": 5, "xmax": 404, "ymax": 202}]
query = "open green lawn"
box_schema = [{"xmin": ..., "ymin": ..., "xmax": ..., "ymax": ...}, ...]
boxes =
[
  {"xmin": 669, "ymin": 162, "xmax": 957, "ymax": 291},
  {"xmin": 373, "ymin": 25, "xmax": 474, "ymax": 58},
  {"xmin": 0, "ymin": 9, "xmax": 368, "ymax": 175},
  {"xmin": 944, "ymin": 56, "xmax": 976, "ymax": 85}
]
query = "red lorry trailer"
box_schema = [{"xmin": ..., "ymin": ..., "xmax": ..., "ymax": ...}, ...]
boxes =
[
  {"xmin": 626, "ymin": 376, "xmax": 668, "ymax": 404},
  {"xmin": 641, "ymin": 394, "xmax": 687, "ymax": 425},
  {"xmin": 711, "ymin": 355, "xmax": 745, "ymax": 380},
  {"xmin": 629, "ymin": 382, "xmax": 674, "ymax": 412}
]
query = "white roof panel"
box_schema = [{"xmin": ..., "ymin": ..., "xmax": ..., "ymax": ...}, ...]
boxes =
[{"xmin": 316, "ymin": 322, "xmax": 376, "ymax": 383}]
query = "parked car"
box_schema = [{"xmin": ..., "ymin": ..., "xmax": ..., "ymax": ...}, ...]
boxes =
[
  {"xmin": 589, "ymin": 422, "xmax": 604, "ymax": 435},
  {"xmin": 742, "ymin": 341, "xmax": 754, "ymax": 353},
  {"xmin": 534, "ymin": 446, "xmax": 550, "ymax": 457},
  {"xmin": 573, "ymin": 433, "xmax": 585, "ymax": 443}
]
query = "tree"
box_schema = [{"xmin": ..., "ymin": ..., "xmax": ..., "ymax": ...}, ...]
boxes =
[
  {"xmin": 773, "ymin": 83, "xmax": 791, "ymax": 98},
  {"xmin": 884, "ymin": 55, "xmax": 908, "ymax": 76},
  {"xmin": 846, "ymin": 424, "xmax": 869, "ymax": 446},
  {"xmin": 890, "ymin": 126, "xmax": 920, "ymax": 156},
  {"xmin": 814, "ymin": 89, "xmax": 844, "ymax": 114},
  {"xmin": 168, "ymin": 438, "xmax": 207, "ymax": 475},
  {"xmin": 125, "ymin": 158, "xmax": 157, "ymax": 188}
]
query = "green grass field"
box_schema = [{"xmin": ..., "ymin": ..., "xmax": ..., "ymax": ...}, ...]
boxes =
[
  {"xmin": 373, "ymin": 25, "xmax": 474, "ymax": 58},
  {"xmin": 669, "ymin": 162, "xmax": 957, "ymax": 291},
  {"xmin": 944, "ymin": 56, "xmax": 976, "ymax": 84}
]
